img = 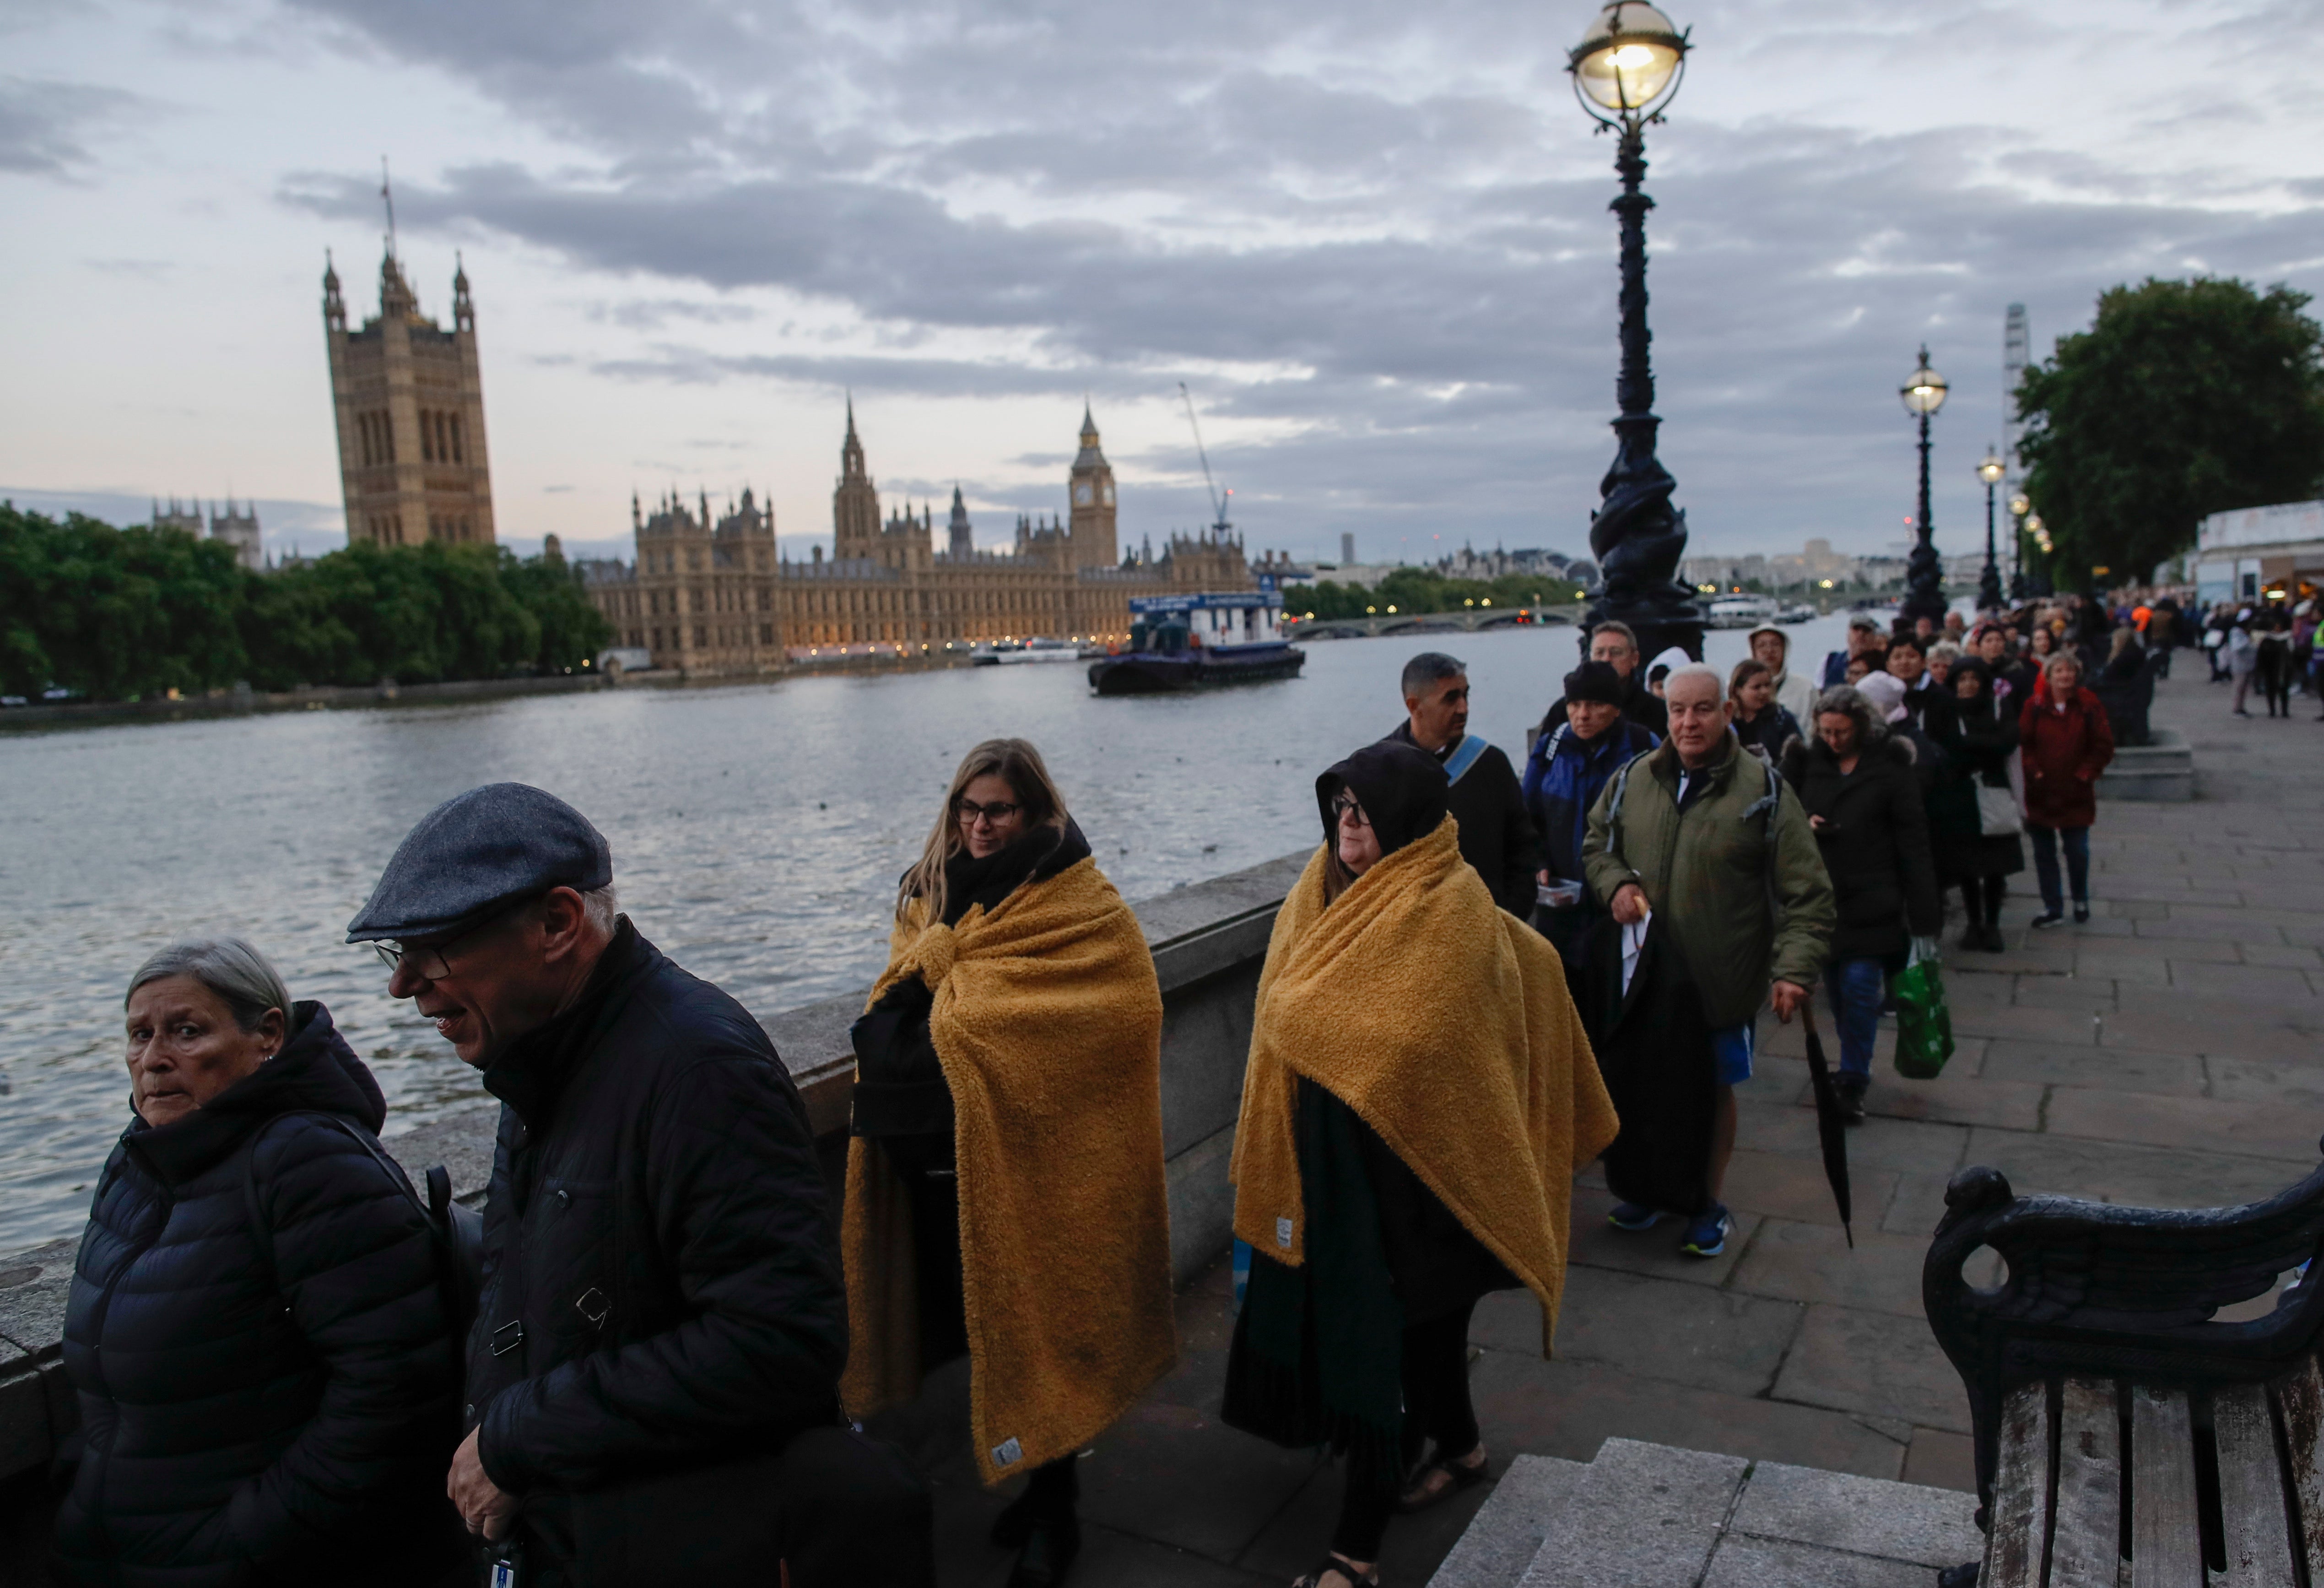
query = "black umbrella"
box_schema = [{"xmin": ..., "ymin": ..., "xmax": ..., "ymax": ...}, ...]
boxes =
[{"xmin": 1798, "ymin": 1003, "xmax": 1855, "ymax": 1247}]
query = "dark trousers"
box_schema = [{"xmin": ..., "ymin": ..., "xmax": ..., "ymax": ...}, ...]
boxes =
[
  {"xmin": 1330, "ymin": 1300, "xmax": 1481, "ymax": 1561},
  {"xmin": 513, "ymin": 1424, "xmax": 933, "ymax": 1588},
  {"xmin": 1959, "ymin": 874, "xmax": 2006, "ymax": 927},
  {"xmin": 2028, "ymin": 824, "xmax": 2090, "ymax": 914}
]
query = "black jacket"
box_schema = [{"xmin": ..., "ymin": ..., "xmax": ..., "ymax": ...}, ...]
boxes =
[
  {"xmin": 466, "ymin": 920, "xmax": 845, "ymax": 1581},
  {"xmin": 1780, "ymin": 734, "xmax": 1943, "ymax": 963},
  {"xmin": 56, "ymin": 1004, "xmax": 462, "ymax": 1588},
  {"xmin": 1383, "ymin": 722, "xmax": 1540, "ymax": 916}
]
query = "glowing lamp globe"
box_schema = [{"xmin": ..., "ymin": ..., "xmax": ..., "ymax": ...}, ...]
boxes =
[
  {"xmin": 1978, "ymin": 451, "xmax": 2006, "ymax": 486},
  {"xmin": 1570, "ymin": 2, "xmax": 1690, "ymax": 123},
  {"xmin": 1901, "ymin": 352, "xmax": 1948, "ymax": 417}
]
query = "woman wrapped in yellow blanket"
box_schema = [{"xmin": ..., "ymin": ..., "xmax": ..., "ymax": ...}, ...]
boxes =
[
  {"xmin": 844, "ymin": 738, "xmax": 1174, "ymax": 1588},
  {"xmin": 1224, "ymin": 741, "xmax": 1618, "ymax": 1588}
]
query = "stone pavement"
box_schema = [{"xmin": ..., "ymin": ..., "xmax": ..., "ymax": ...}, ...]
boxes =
[{"xmin": 916, "ymin": 671, "xmax": 2324, "ymax": 1587}]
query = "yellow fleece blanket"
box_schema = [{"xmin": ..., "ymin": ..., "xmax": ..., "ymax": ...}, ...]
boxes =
[
  {"xmin": 843, "ymin": 855, "xmax": 1177, "ymax": 1484},
  {"xmin": 1231, "ymin": 816, "xmax": 1619, "ymax": 1353}
]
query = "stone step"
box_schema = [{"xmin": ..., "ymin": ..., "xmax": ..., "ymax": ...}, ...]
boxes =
[
  {"xmin": 1425, "ymin": 1454, "xmax": 1587, "ymax": 1588},
  {"xmin": 1429, "ymin": 1437, "xmax": 1984, "ymax": 1588},
  {"xmin": 2099, "ymin": 726, "xmax": 2195, "ymax": 801}
]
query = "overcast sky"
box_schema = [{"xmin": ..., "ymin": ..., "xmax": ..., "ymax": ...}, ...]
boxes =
[{"xmin": 5, "ymin": 0, "xmax": 2321, "ymax": 568}]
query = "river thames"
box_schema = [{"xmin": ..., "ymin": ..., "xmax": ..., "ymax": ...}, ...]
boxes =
[{"xmin": 0, "ymin": 618, "xmax": 1845, "ymax": 1252}]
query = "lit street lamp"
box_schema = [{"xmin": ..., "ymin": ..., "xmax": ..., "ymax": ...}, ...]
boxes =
[
  {"xmin": 1976, "ymin": 449, "xmax": 2005, "ymax": 612},
  {"xmin": 2007, "ymin": 491, "xmax": 2031, "ymax": 602},
  {"xmin": 1900, "ymin": 347, "xmax": 1949, "ymax": 623},
  {"xmin": 2026, "ymin": 512, "xmax": 2053, "ymax": 597},
  {"xmin": 1569, "ymin": 2, "xmax": 1702, "ymax": 664}
]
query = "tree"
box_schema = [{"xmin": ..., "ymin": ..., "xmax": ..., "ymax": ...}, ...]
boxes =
[
  {"xmin": 0, "ymin": 505, "xmax": 249, "ymax": 699},
  {"xmin": 2016, "ymin": 277, "xmax": 2324, "ymax": 588}
]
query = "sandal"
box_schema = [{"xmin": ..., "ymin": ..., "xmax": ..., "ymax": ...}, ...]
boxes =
[
  {"xmin": 1293, "ymin": 1555, "xmax": 1378, "ymax": 1588},
  {"xmin": 1396, "ymin": 1447, "xmax": 1490, "ymax": 1512}
]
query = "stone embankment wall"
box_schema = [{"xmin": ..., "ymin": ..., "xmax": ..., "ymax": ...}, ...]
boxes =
[{"xmin": 0, "ymin": 849, "xmax": 1308, "ymax": 1557}]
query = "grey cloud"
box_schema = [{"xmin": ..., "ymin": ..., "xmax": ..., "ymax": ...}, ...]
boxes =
[
  {"xmin": 0, "ymin": 77, "xmax": 139, "ymax": 176},
  {"xmin": 269, "ymin": 0, "xmax": 2324, "ymax": 558}
]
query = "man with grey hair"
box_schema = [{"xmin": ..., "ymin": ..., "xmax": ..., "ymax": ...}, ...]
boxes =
[
  {"xmin": 1583, "ymin": 664, "xmax": 1834, "ymax": 1258},
  {"xmin": 348, "ymin": 782, "xmax": 931, "ymax": 1587},
  {"xmin": 1384, "ymin": 650, "xmax": 1540, "ymax": 916}
]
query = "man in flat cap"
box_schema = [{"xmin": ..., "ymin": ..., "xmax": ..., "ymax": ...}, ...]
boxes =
[{"xmin": 350, "ymin": 783, "xmax": 931, "ymax": 1588}]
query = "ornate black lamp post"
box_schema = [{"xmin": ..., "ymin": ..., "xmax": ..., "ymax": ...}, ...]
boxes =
[
  {"xmin": 2007, "ymin": 491, "xmax": 2031, "ymax": 602},
  {"xmin": 1569, "ymin": 2, "xmax": 1701, "ymax": 663},
  {"xmin": 1976, "ymin": 449, "xmax": 2005, "ymax": 612},
  {"xmin": 1900, "ymin": 347, "xmax": 1949, "ymax": 623}
]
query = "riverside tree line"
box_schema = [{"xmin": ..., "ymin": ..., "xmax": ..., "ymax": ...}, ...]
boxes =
[{"xmin": 0, "ymin": 504, "xmax": 611, "ymax": 703}]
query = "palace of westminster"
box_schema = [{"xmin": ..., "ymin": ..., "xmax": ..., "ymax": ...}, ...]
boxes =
[{"xmin": 319, "ymin": 249, "xmax": 1262, "ymax": 673}]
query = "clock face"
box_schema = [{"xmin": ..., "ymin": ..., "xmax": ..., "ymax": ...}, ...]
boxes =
[
  {"xmin": 1075, "ymin": 483, "xmax": 1093, "ymax": 506},
  {"xmin": 1102, "ymin": 482, "xmax": 1114, "ymax": 505}
]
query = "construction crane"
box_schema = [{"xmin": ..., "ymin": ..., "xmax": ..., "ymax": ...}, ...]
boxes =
[{"xmin": 1178, "ymin": 382, "xmax": 1233, "ymax": 539}]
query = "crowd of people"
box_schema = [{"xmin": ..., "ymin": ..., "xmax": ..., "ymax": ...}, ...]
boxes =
[{"xmin": 50, "ymin": 603, "xmax": 2165, "ymax": 1587}]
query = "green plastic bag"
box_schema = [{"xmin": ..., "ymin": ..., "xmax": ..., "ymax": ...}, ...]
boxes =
[{"xmin": 1892, "ymin": 952, "xmax": 1956, "ymax": 1080}]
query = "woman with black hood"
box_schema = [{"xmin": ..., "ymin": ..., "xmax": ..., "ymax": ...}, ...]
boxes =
[
  {"xmin": 1929, "ymin": 658, "xmax": 2027, "ymax": 951},
  {"xmin": 844, "ymin": 738, "xmax": 1173, "ymax": 1588},
  {"xmin": 1225, "ymin": 743, "xmax": 1617, "ymax": 1588},
  {"xmin": 55, "ymin": 938, "xmax": 466, "ymax": 1587}
]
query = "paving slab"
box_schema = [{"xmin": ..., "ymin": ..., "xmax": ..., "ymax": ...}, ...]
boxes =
[
  {"xmin": 1736, "ymin": 1100, "xmax": 1971, "ymax": 1177},
  {"xmin": 1514, "ymin": 1438, "xmax": 1748, "ymax": 1588},
  {"xmin": 1978, "ymin": 1040, "xmax": 2203, "ymax": 1097},
  {"xmin": 1481, "ymin": 1268, "xmax": 1802, "ymax": 1398},
  {"xmin": 1903, "ymin": 1430, "xmax": 1978, "ymax": 1494},
  {"xmin": 1424, "ymin": 1454, "xmax": 1586, "ymax": 1588},
  {"xmin": 1468, "ymin": 1353, "xmax": 1908, "ymax": 1483},
  {"xmin": 1769, "ymin": 1305, "xmax": 1973, "ymax": 1434},
  {"xmin": 1724, "ymin": 1149, "xmax": 1898, "ymax": 1230},
  {"xmin": 1728, "ymin": 1219, "xmax": 1929, "ymax": 1318},
  {"xmin": 1728, "ymin": 1458, "xmax": 1983, "ymax": 1566},
  {"xmin": 2167, "ymin": 960, "xmax": 2318, "ymax": 1000},
  {"xmin": 1959, "ymin": 1127, "xmax": 2308, "ymax": 1208},
  {"xmin": 1701, "ymin": 1535, "xmax": 1954, "ymax": 1587},
  {"xmin": 1860, "ymin": 1068, "xmax": 2046, "ymax": 1131},
  {"xmin": 2043, "ymin": 1087, "xmax": 2324, "ymax": 1163}
]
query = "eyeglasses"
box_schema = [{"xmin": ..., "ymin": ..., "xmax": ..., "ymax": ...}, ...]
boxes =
[
  {"xmin": 370, "ymin": 903, "xmax": 516, "ymax": 981},
  {"xmin": 954, "ymin": 797, "xmax": 1023, "ymax": 827},
  {"xmin": 1331, "ymin": 795, "xmax": 1371, "ymax": 828}
]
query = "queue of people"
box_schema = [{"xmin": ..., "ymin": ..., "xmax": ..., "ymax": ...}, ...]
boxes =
[{"xmin": 53, "ymin": 612, "xmax": 2140, "ymax": 1588}]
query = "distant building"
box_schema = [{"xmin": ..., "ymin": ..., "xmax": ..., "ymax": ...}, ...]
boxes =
[
  {"xmin": 1340, "ymin": 531, "xmax": 1356, "ymax": 564},
  {"xmin": 149, "ymin": 496, "xmax": 262, "ymax": 571},
  {"xmin": 323, "ymin": 249, "xmax": 496, "ymax": 547},
  {"xmin": 580, "ymin": 404, "xmax": 1256, "ymax": 674},
  {"xmin": 2194, "ymin": 499, "xmax": 2324, "ymax": 606}
]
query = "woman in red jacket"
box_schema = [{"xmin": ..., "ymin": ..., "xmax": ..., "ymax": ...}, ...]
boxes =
[{"xmin": 2019, "ymin": 652, "xmax": 2116, "ymax": 927}]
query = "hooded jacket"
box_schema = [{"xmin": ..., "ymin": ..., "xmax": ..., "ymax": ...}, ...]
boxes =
[
  {"xmin": 463, "ymin": 919, "xmax": 845, "ymax": 1583},
  {"xmin": 1581, "ymin": 732, "xmax": 1837, "ymax": 1026},
  {"xmin": 1779, "ymin": 732, "xmax": 1943, "ymax": 962},
  {"xmin": 1521, "ymin": 714, "xmax": 1661, "ymax": 885},
  {"xmin": 55, "ymin": 1004, "xmax": 462, "ymax": 1588}
]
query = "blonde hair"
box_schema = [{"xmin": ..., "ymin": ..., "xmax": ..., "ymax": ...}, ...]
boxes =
[{"xmin": 897, "ymin": 738, "xmax": 1070, "ymax": 924}]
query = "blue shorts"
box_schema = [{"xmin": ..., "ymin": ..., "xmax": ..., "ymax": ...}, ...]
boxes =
[{"xmin": 1712, "ymin": 1023, "xmax": 1754, "ymax": 1087}]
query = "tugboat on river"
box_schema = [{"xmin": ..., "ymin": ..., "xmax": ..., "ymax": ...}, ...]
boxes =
[{"xmin": 1087, "ymin": 587, "xmax": 1305, "ymax": 695}]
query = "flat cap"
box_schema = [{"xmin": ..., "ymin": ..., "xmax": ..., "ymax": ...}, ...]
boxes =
[{"xmin": 346, "ymin": 782, "xmax": 612, "ymax": 943}]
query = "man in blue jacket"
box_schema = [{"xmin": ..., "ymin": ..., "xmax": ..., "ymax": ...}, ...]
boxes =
[{"xmin": 1521, "ymin": 660, "xmax": 1659, "ymax": 970}]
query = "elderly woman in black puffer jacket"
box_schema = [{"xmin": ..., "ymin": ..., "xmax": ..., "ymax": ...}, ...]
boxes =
[
  {"xmin": 54, "ymin": 938, "xmax": 465, "ymax": 1588},
  {"xmin": 1780, "ymin": 686, "xmax": 1942, "ymax": 1122}
]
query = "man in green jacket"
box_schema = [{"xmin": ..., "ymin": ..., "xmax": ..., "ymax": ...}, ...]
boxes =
[{"xmin": 1583, "ymin": 663, "xmax": 1837, "ymax": 1256}]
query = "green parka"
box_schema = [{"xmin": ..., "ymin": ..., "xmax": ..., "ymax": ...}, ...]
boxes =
[{"xmin": 1581, "ymin": 732, "xmax": 1837, "ymax": 1028}]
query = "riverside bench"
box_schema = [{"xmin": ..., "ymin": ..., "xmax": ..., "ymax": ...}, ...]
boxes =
[{"xmin": 1924, "ymin": 1151, "xmax": 2324, "ymax": 1586}]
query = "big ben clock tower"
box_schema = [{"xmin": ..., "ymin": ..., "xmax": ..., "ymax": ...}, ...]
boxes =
[{"xmin": 1067, "ymin": 403, "xmax": 1118, "ymax": 570}]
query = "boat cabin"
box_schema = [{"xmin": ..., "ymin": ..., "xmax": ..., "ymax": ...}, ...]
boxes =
[{"xmin": 1128, "ymin": 590, "xmax": 1287, "ymax": 655}]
